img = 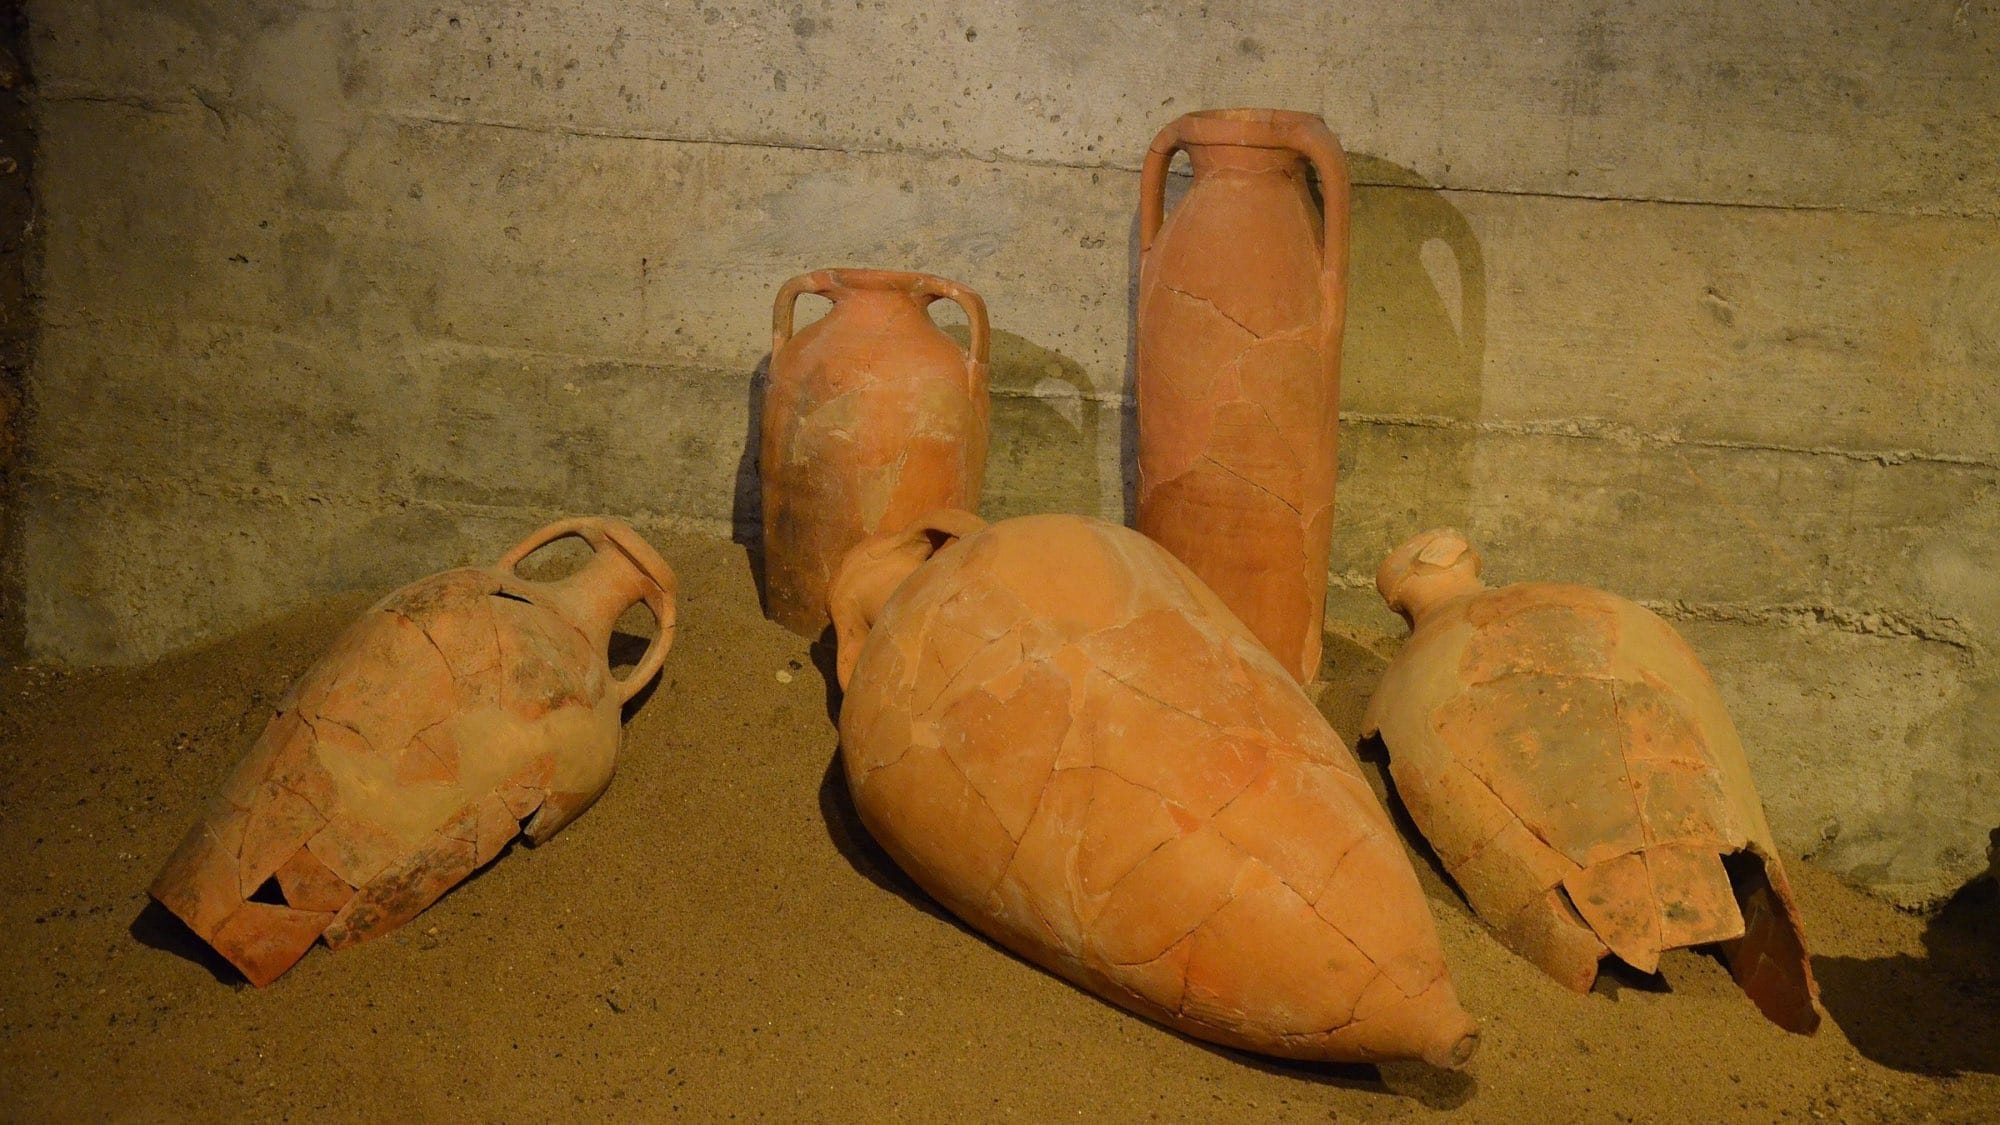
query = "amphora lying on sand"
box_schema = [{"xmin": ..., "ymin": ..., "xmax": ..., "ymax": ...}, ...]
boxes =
[
  {"xmin": 151, "ymin": 517, "xmax": 676, "ymax": 986},
  {"xmin": 1362, "ymin": 528, "xmax": 1820, "ymax": 1033},
  {"xmin": 831, "ymin": 510, "xmax": 1479, "ymax": 1067}
]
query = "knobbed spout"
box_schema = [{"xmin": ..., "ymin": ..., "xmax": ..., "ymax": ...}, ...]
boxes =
[{"xmin": 1375, "ymin": 527, "xmax": 1486, "ymax": 628}]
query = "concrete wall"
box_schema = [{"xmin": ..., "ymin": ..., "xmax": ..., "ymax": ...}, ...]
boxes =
[{"xmin": 16, "ymin": 0, "xmax": 1998, "ymax": 904}]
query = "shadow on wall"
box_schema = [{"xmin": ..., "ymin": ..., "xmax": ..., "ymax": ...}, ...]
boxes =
[
  {"xmin": 1336, "ymin": 155, "xmax": 1487, "ymax": 571},
  {"xmin": 1120, "ymin": 201, "xmax": 1147, "ymax": 524},
  {"xmin": 946, "ymin": 325, "xmax": 1104, "ymax": 521},
  {"xmin": 1813, "ymin": 832, "xmax": 2000, "ymax": 1077},
  {"xmin": 730, "ymin": 354, "xmax": 772, "ymax": 614}
]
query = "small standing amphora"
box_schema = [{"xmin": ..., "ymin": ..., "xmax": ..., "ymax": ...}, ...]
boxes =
[
  {"xmin": 1136, "ymin": 109, "xmax": 1349, "ymax": 683},
  {"xmin": 760, "ymin": 268, "xmax": 990, "ymax": 637}
]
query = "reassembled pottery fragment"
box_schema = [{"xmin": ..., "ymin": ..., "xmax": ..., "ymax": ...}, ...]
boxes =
[
  {"xmin": 1362, "ymin": 528, "xmax": 1822, "ymax": 1033},
  {"xmin": 830, "ymin": 510, "xmax": 1479, "ymax": 1067},
  {"xmin": 150, "ymin": 517, "xmax": 677, "ymax": 986},
  {"xmin": 1136, "ymin": 109, "xmax": 1349, "ymax": 683},
  {"xmin": 761, "ymin": 267, "xmax": 990, "ymax": 637}
]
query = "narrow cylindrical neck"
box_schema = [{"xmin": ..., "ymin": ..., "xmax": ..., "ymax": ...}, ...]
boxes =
[
  {"xmin": 545, "ymin": 551, "xmax": 657, "ymax": 653},
  {"xmin": 1399, "ymin": 571, "xmax": 1486, "ymax": 627},
  {"xmin": 829, "ymin": 285, "xmax": 932, "ymax": 318},
  {"xmin": 1187, "ymin": 142, "xmax": 1305, "ymax": 176}
]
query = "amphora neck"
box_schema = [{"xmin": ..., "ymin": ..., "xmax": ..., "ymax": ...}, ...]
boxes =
[{"xmin": 1186, "ymin": 142, "xmax": 1307, "ymax": 176}]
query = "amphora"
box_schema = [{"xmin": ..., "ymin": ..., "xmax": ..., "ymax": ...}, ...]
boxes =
[
  {"xmin": 830, "ymin": 511, "xmax": 1478, "ymax": 1067},
  {"xmin": 761, "ymin": 268, "xmax": 990, "ymax": 637},
  {"xmin": 1362, "ymin": 529, "xmax": 1821, "ymax": 1033},
  {"xmin": 1136, "ymin": 109, "xmax": 1349, "ymax": 683},
  {"xmin": 150, "ymin": 517, "xmax": 677, "ymax": 986}
]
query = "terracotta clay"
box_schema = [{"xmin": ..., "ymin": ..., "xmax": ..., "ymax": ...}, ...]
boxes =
[
  {"xmin": 760, "ymin": 267, "xmax": 990, "ymax": 637},
  {"xmin": 830, "ymin": 511, "xmax": 1478, "ymax": 1067},
  {"xmin": 1136, "ymin": 109, "xmax": 1349, "ymax": 684},
  {"xmin": 1362, "ymin": 529, "xmax": 1822, "ymax": 1033},
  {"xmin": 149, "ymin": 517, "xmax": 677, "ymax": 986}
]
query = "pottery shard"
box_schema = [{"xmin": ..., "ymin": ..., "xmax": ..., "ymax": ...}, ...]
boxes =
[
  {"xmin": 149, "ymin": 517, "xmax": 677, "ymax": 987},
  {"xmin": 834, "ymin": 512, "xmax": 1478, "ymax": 1068},
  {"xmin": 1364, "ymin": 528, "xmax": 1821, "ymax": 1032}
]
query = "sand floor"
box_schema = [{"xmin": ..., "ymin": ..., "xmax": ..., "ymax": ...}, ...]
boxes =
[{"xmin": 2, "ymin": 530, "xmax": 1996, "ymax": 1121}]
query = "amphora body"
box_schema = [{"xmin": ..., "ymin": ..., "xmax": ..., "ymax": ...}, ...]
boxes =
[
  {"xmin": 1362, "ymin": 529, "xmax": 1821, "ymax": 1033},
  {"xmin": 830, "ymin": 511, "xmax": 1478, "ymax": 1067},
  {"xmin": 1136, "ymin": 109, "xmax": 1349, "ymax": 683},
  {"xmin": 761, "ymin": 268, "xmax": 990, "ymax": 637},
  {"xmin": 150, "ymin": 517, "xmax": 677, "ymax": 986}
]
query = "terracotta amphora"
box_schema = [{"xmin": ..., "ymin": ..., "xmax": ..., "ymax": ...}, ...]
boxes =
[
  {"xmin": 149, "ymin": 517, "xmax": 677, "ymax": 986},
  {"xmin": 1361, "ymin": 529, "xmax": 1822, "ymax": 1033},
  {"xmin": 830, "ymin": 511, "xmax": 1478, "ymax": 1068},
  {"xmin": 1136, "ymin": 109, "xmax": 1350, "ymax": 684},
  {"xmin": 760, "ymin": 268, "xmax": 990, "ymax": 637}
]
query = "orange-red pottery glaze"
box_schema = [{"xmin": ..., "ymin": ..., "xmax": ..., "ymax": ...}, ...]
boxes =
[
  {"xmin": 830, "ymin": 511, "xmax": 1478, "ymax": 1067},
  {"xmin": 150, "ymin": 517, "xmax": 677, "ymax": 986},
  {"xmin": 1136, "ymin": 109, "xmax": 1350, "ymax": 683},
  {"xmin": 761, "ymin": 268, "xmax": 990, "ymax": 637},
  {"xmin": 1362, "ymin": 529, "xmax": 1821, "ymax": 1033}
]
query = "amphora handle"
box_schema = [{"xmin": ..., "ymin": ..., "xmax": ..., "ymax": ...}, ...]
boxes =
[
  {"xmin": 771, "ymin": 268, "xmax": 990, "ymax": 374},
  {"xmin": 499, "ymin": 517, "xmax": 679, "ymax": 705},
  {"xmin": 829, "ymin": 508, "xmax": 988, "ymax": 692}
]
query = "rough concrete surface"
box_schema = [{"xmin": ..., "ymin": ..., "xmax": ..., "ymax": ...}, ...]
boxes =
[{"xmin": 9, "ymin": 0, "xmax": 1998, "ymax": 905}]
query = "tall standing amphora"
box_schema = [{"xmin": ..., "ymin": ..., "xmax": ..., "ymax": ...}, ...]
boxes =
[
  {"xmin": 760, "ymin": 268, "xmax": 990, "ymax": 637},
  {"xmin": 1136, "ymin": 109, "xmax": 1350, "ymax": 683}
]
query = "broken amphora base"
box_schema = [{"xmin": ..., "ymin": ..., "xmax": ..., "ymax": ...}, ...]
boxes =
[
  {"xmin": 149, "ymin": 517, "xmax": 677, "ymax": 986},
  {"xmin": 830, "ymin": 510, "xmax": 1479, "ymax": 1068},
  {"xmin": 1135, "ymin": 109, "xmax": 1349, "ymax": 684},
  {"xmin": 1361, "ymin": 528, "xmax": 1822, "ymax": 1034},
  {"xmin": 760, "ymin": 267, "xmax": 990, "ymax": 638}
]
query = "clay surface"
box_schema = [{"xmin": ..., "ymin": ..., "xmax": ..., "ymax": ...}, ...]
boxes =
[
  {"xmin": 1362, "ymin": 528, "xmax": 1822, "ymax": 1033},
  {"xmin": 829, "ymin": 510, "xmax": 1477, "ymax": 1067},
  {"xmin": 1135, "ymin": 109, "xmax": 1350, "ymax": 683},
  {"xmin": 148, "ymin": 517, "xmax": 676, "ymax": 986},
  {"xmin": 760, "ymin": 267, "xmax": 990, "ymax": 637}
]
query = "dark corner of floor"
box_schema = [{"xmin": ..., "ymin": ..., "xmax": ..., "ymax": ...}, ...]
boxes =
[{"xmin": 0, "ymin": 0, "xmax": 33, "ymax": 662}]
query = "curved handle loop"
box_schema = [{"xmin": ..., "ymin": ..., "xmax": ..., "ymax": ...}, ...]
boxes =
[
  {"xmin": 1284, "ymin": 117, "xmax": 1351, "ymax": 343},
  {"xmin": 829, "ymin": 508, "xmax": 988, "ymax": 692},
  {"xmin": 914, "ymin": 275, "xmax": 991, "ymax": 372},
  {"xmin": 774, "ymin": 269, "xmax": 990, "ymax": 377},
  {"xmin": 500, "ymin": 517, "xmax": 679, "ymax": 706},
  {"xmin": 1138, "ymin": 118, "xmax": 1186, "ymax": 257},
  {"xmin": 496, "ymin": 515, "xmax": 607, "ymax": 571},
  {"xmin": 609, "ymin": 557, "xmax": 676, "ymax": 707},
  {"xmin": 772, "ymin": 269, "xmax": 839, "ymax": 356}
]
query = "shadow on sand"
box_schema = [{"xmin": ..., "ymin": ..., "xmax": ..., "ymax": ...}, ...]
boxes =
[{"xmin": 1815, "ymin": 860, "xmax": 2000, "ymax": 1077}]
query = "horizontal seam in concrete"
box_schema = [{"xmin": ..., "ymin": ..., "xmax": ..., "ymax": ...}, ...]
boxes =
[
  {"xmin": 375, "ymin": 109, "xmax": 2000, "ymax": 222},
  {"xmin": 29, "ymin": 466, "xmax": 1980, "ymax": 654},
  {"xmin": 27, "ymin": 310, "xmax": 1992, "ymax": 468},
  {"xmin": 36, "ymin": 91, "xmax": 1993, "ymax": 222},
  {"xmin": 1343, "ymin": 411, "xmax": 2000, "ymax": 470},
  {"xmin": 1326, "ymin": 570, "xmax": 1980, "ymax": 653},
  {"xmin": 1631, "ymin": 599, "xmax": 1980, "ymax": 654},
  {"xmin": 17, "ymin": 465, "xmax": 734, "ymax": 540},
  {"xmin": 29, "ymin": 307, "xmax": 1991, "ymax": 468}
]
